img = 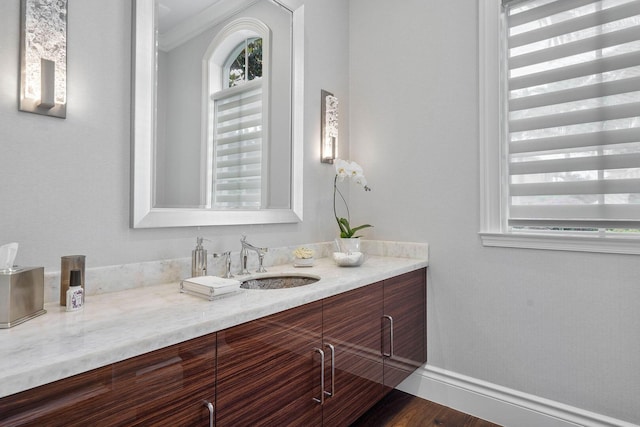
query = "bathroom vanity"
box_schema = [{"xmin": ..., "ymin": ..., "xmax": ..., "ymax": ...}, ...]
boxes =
[{"xmin": 0, "ymin": 254, "xmax": 427, "ymax": 426}]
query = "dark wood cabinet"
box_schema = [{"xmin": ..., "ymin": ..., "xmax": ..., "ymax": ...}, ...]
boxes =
[
  {"xmin": 0, "ymin": 334, "xmax": 216, "ymax": 427},
  {"xmin": 322, "ymin": 281, "xmax": 384, "ymax": 426},
  {"xmin": 216, "ymin": 300, "xmax": 324, "ymax": 427},
  {"xmin": 382, "ymin": 268, "xmax": 428, "ymax": 391},
  {"xmin": 321, "ymin": 268, "xmax": 427, "ymax": 424},
  {"xmin": 0, "ymin": 268, "xmax": 426, "ymax": 427}
]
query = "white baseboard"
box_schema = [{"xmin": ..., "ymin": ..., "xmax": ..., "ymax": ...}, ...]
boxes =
[{"xmin": 396, "ymin": 365, "xmax": 638, "ymax": 427}]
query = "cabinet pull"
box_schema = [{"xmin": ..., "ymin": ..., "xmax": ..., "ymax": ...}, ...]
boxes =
[
  {"xmin": 383, "ymin": 315, "xmax": 394, "ymax": 358},
  {"xmin": 324, "ymin": 343, "xmax": 335, "ymax": 398},
  {"xmin": 313, "ymin": 348, "xmax": 325, "ymax": 405},
  {"xmin": 204, "ymin": 400, "xmax": 214, "ymax": 427}
]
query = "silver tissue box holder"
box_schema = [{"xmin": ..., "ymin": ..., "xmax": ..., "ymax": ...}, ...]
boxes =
[{"xmin": 0, "ymin": 266, "xmax": 46, "ymax": 328}]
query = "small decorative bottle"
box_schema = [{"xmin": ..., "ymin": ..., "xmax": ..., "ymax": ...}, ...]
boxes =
[{"xmin": 66, "ymin": 269, "xmax": 84, "ymax": 311}]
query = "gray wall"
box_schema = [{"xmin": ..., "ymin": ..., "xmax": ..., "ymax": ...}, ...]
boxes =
[
  {"xmin": 349, "ymin": 0, "xmax": 640, "ymax": 424},
  {"xmin": 0, "ymin": 0, "xmax": 348, "ymax": 270}
]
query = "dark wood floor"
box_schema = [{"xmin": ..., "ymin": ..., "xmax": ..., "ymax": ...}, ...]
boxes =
[{"xmin": 351, "ymin": 390, "xmax": 501, "ymax": 427}]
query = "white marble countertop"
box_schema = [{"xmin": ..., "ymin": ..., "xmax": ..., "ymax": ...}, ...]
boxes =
[{"xmin": 0, "ymin": 255, "xmax": 427, "ymax": 398}]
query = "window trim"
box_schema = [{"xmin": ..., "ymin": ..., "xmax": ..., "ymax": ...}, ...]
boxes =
[{"xmin": 478, "ymin": 0, "xmax": 640, "ymax": 255}]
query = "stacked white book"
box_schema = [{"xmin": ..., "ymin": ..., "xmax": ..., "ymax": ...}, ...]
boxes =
[{"xmin": 180, "ymin": 276, "xmax": 241, "ymax": 301}]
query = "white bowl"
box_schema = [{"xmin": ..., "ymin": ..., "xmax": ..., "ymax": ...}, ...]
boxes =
[{"xmin": 332, "ymin": 251, "xmax": 365, "ymax": 267}]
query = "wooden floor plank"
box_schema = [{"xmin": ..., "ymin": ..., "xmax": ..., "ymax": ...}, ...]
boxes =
[{"xmin": 351, "ymin": 390, "xmax": 502, "ymax": 427}]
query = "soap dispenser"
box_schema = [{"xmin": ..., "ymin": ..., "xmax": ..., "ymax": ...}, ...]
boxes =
[{"xmin": 192, "ymin": 237, "xmax": 207, "ymax": 277}]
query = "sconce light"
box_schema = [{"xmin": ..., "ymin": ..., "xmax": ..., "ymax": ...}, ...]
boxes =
[
  {"xmin": 19, "ymin": 0, "xmax": 68, "ymax": 118},
  {"xmin": 321, "ymin": 89, "xmax": 338, "ymax": 164}
]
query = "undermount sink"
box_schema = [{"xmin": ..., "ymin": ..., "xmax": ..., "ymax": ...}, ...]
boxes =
[{"xmin": 240, "ymin": 273, "xmax": 320, "ymax": 290}]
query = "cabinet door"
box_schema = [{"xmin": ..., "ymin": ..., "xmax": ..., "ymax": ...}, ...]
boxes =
[
  {"xmin": 0, "ymin": 366, "xmax": 115, "ymax": 427},
  {"xmin": 383, "ymin": 268, "xmax": 427, "ymax": 391},
  {"xmin": 0, "ymin": 333, "xmax": 216, "ymax": 427},
  {"xmin": 216, "ymin": 300, "xmax": 323, "ymax": 427},
  {"xmin": 322, "ymin": 282, "xmax": 384, "ymax": 426},
  {"xmin": 110, "ymin": 333, "xmax": 216, "ymax": 426}
]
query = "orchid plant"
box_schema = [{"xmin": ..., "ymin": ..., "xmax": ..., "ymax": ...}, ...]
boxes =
[{"xmin": 333, "ymin": 159, "xmax": 372, "ymax": 238}]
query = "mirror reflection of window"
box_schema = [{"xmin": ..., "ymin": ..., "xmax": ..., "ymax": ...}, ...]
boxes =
[
  {"xmin": 135, "ymin": 0, "xmax": 298, "ymax": 227},
  {"xmin": 226, "ymin": 37, "xmax": 263, "ymax": 87},
  {"xmin": 211, "ymin": 28, "xmax": 269, "ymax": 209}
]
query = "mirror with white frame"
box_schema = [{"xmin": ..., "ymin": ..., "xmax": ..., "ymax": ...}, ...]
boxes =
[{"xmin": 131, "ymin": 0, "xmax": 304, "ymax": 228}]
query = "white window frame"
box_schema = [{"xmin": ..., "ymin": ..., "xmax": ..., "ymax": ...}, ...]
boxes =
[{"xmin": 478, "ymin": 0, "xmax": 640, "ymax": 255}]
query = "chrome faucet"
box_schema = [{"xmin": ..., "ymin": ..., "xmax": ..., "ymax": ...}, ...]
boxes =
[
  {"xmin": 239, "ymin": 235, "xmax": 268, "ymax": 274},
  {"xmin": 213, "ymin": 251, "xmax": 233, "ymax": 278}
]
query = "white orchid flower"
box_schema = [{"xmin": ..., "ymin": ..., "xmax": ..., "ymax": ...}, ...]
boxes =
[
  {"xmin": 334, "ymin": 159, "xmax": 370, "ymax": 188},
  {"xmin": 334, "ymin": 158, "xmax": 350, "ymax": 181},
  {"xmin": 353, "ymin": 174, "xmax": 368, "ymax": 188},
  {"xmin": 349, "ymin": 161, "xmax": 364, "ymax": 177},
  {"xmin": 333, "ymin": 158, "xmax": 373, "ymax": 238}
]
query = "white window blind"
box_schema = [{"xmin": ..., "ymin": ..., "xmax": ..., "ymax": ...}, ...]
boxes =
[
  {"xmin": 505, "ymin": 0, "xmax": 640, "ymax": 232},
  {"xmin": 213, "ymin": 80, "xmax": 264, "ymax": 209}
]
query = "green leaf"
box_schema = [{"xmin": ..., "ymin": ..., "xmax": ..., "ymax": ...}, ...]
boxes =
[
  {"xmin": 350, "ymin": 224, "xmax": 373, "ymax": 233},
  {"xmin": 338, "ymin": 218, "xmax": 353, "ymax": 236},
  {"xmin": 336, "ymin": 217, "xmax": 349, "ymax": 235},
  {"xmin": 336, "ymin": 218, "xmax": 372, "ymax": 238}
]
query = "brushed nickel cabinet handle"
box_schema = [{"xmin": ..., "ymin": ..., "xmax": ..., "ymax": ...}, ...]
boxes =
[
  {"xmin": 324, "ymin": 343, "xmax": 335, "ymax": 398},
  {"xmin": 383, "ymin": 315, "xmax": 394, "ymax": 358},
  {"xmin": 204, "ymin": 400, "xmax": 214, "ymax": 427},
  {"xmin": 313, "ymin": 348, "xmax": 325, "ymax": 405}
]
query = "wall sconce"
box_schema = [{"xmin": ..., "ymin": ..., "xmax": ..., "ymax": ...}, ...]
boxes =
[
  {"xmin": 321, "ymin": 89, "xmax": 338, "ymax": 164},
  {"xmin": 19, "ymin": 0, "xmax": 67, "ymax": 119}
]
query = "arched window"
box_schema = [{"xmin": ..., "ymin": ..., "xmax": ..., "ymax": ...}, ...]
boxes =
[
  {"xmin": 224, "ymin": 37, "xmax": 263, "ymax": 88},
  {"xmin": 203, "ymin": 19, "xmax": 270, "ymax": 209}
]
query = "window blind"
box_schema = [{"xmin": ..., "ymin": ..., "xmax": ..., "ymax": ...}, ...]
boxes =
[
  {"xmin": 213, "ymin": 81, "xmax": 263, "ymax": 208},
  {"xmin": 505, "ymin": 0, "xmax": 640, "ymax": 231}
]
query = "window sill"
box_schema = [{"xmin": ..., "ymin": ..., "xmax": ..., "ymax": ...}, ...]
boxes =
[{"xmin": 479, "ymin": 232, "xmax": 640, "ymax": 255}]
